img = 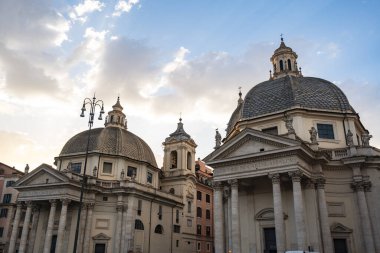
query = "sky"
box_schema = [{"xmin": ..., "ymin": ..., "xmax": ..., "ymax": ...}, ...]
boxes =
[{"xmin": 1, "ymin": 0, "xmax": 380, "ymax": 171}]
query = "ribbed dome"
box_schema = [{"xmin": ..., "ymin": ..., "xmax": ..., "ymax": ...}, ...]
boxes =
[
  {"xmin": 60, "ymin": 126, "xmax": 157, "ymax": 167},
  {"xmin": 227, "ymin": 75, "xmax": 355, "ymax": 135}
]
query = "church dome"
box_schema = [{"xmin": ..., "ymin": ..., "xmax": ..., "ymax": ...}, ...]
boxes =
[
  {"xmin": 60, "ymin": 97, "xmax": 157, "ymax": 168},
  {"xmin": 242, "ymin": 75, "xmax": 355, "ymax": 119},
  {"xmin": 226, "ymin": 38, "xmax": 355, "ymax": 135}
]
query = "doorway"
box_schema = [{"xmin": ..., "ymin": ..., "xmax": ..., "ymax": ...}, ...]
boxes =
[
  {"xmin": 94, "ymin": 243, "xmax": 106, "ymax": 253},
  {"xmin": 333, "ymin": 239, "xmax": 348, "ymax": 253},
  {"xmin": 263, "ymin": 227, "xmax": 277, "ymax": 253}
]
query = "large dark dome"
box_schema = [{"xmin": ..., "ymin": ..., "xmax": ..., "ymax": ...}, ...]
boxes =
[
  {"xmin": 227, "ymin": 75, "xmax": 355, "ymax": 134},
  {"xmin": 60, "ymin": 126, "xmax": 157, "ymax": 167}
]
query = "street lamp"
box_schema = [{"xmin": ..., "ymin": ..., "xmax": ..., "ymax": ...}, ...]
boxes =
[{"xmin": 72, "ymin": 94, "xmax": 104, "ymax": 253}]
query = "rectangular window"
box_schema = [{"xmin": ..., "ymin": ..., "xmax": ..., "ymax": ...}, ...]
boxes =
[
  {"xmin": 206, "ymin": 226, "xmax": 211, "ymax": 236},
  {"xmin": 0, "ymin": 227, "xmax": 3, "ymax": 237},
  {"xmin": 197, "ymin": 191, "xmax": 202, "ymax": 201},
  {"xmin": 187, "ymin": 219, "xmax": 192, "ymax": 227},
  {"xmin": 206, "ymin": 243, "xmax": 210, "ymax": 252},
  {"xmin": 206, "ymin": 194, "xmax": 210, "ymax": 203},
  {"xmin": 176, "ymin": 240, "xmax": 179, "ymax": 247},
  {"xmin": 71, "ymin": 162, "xmax": 82, "ymax": 174},
  {"xmin": 94, "ymin": 243, "xmax": 106, "ymax": 253},
  {"xmin": 158, "ymin": 205, "xmax": 162, "ymax": 220},
  {"xmin": 0, "ymin": 208, "xmax": 8, "ymax": 218},
  {"xmin": 197, "ymin": 207, "xmax": 202, "ymax": 218},
  {"xmin": 176, "ymin": 210, "xmax": 179, "ymax": 223},
  {"xmin": 187, "ymin": 201, "xmax": 191, "ymax": 213},
  {"xmin": 127, "ymin": 166, "xmax": 137, "ymax": 177},
  {"xmin": 197, "ymin": 225, "xmax": 202, "ymax": 235},
  {"xmin": 6, "ymin": 181, "xmax": 15, "ymax": 187},
  {"xmin": 173, "ymin": 224, "xmax": 181, "ymax": 233},
  {"xmin": 197, "ymin": 242, "xmax": 201, "ymax": 251},
  {"xmin": 137, "ymin": 200, "xmax": 142, "ymax": 216},
  {"xmin": 262, "ymin": 126, "xmax": 278, "ymax": 135},
  {"xmin": 147, "ymin": 172, "xmax": 153, "ymax": 184},
  {"xmin": 206, "ymin": 209, "xmax": 211, "ymax": 220},
  {"xmin": 102, "ymin": 162, "xmax": 113, "ymax": 174},
  {"xmin": 3, "ymin": 194, "xmax": 12, "ymax": 204},
  {"xmin": 317, "ymin": 123, "xmax": 335, "ymax": 139},
  {"xmin": 17, "ymin": 227, "xmax": 22, "ymax": 238}
]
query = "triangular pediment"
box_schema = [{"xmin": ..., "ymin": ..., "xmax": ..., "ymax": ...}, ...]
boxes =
[
  {"xmin": 93, "ymin": 233, "xmax": 111, "ymax": 240},
  {"xmin": 15, "ymin": 163, "xmax": 69, "ymax": 187},
  {"xmin": 330, "ymin": 222, "xmax": 352, "ymax": 233},
  {"xmin": 205, "ymin": 128, "xmax": 300, "ymax": 162}
]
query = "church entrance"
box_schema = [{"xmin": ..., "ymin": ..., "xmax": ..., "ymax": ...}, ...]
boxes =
[
  {"xmin": 333, "ymin": 239, "xmax": 348, "ymax": 253},
  {"xmin": 263, "ymin": 227, "xmax": 277, "ymax": 253}
]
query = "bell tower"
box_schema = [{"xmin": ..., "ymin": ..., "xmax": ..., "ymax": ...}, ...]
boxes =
[
  {"xmin": 270, "ymin": 36, "xmax": 302, "ymax": 79},
  {"xmin": 162, "ymin": 118, "xmax": 197, "ymax": 176}
]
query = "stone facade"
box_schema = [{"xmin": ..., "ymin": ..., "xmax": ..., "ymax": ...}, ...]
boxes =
[
  {"xmin": 205, "ymin": 40, "xmax": 380, "ymax": 253},
  {"xmin": 8, "ymin": 99, "xmax": 200, "ymax": 253}
]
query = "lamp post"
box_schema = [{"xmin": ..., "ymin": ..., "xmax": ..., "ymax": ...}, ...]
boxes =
[{"xmin": 72, "ymin": 95, "xmax": 104, "ymax": 253}]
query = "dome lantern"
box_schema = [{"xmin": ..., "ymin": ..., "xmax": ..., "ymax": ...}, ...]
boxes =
[
  {"xmin": 104, "ymin": 96, "xmax": 127, "ymax": 129},
  {"xmin": 270, "ymin": 37, "xmax": 301, "ymax": 79}
]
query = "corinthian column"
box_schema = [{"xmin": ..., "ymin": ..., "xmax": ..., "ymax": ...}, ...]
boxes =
[
  {"xmin": 114, "ymin": 205, "xmax": 123, "ymax": 253},
  {"xmin": 27, "ymin": 205, "xmax": 40, "ymax": 253},
  {"xmin": 229, "ymin": 179, "xmax": 241, "ymax": 253},
  {"xmin": 289, "ymin": 171, "xmax": 307, "ymax": 251},
  {"xmin": 56, "ymin": 199, "xmax": 70, "ymax": 253},
  {"xmin": 9, "ymin": 202, "xmax": 23, "ymax": 253},
  {"xmin": 83, "ymin": 203, "xmax": 95, "ymax": 253},
  {"xmin": 19, "ymin": 201, "xmax": 33, "ymax": 253},
  {"xmin": 43, "ymin": 200, "xmax": 58, "ymax": 253},
  {"xmin": 352, "ymin": 181, "xmax": 375, "ymax": 253},
  {"xmin": 316, "ymin": 178, "xmax": 333, "ymax": 253},
  {"xmin": 269, "ymin": 173, "xmax": 285, "ymax": 253},
  {"xmin": 77, "ymin": 203, "xmax": 88, "ymax": 253},
  {"xmin": 213, "ymin": 181, "xmax": 225, "ymax": 253}
]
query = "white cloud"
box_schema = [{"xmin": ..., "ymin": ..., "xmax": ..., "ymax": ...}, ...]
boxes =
[
  {"xmin": 112, "ymin": 0, "xmax": 140, "ymax": 17},
  {"xmin": 70, "ymin": 0, "xmax": 105, "ymax": 23}
]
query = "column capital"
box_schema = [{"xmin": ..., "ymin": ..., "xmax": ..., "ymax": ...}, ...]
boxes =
[
  {"xmin": 351, "ymin": 180, "xmax": 372, "ymax": 192},
  {"xmin": 288, "ymin": 170, "xmax": 303, "ymax": 182},
  {"xmin": 268, "ymin": 173, "xmax": 281, "ymax": 184},
  {"xmin": 303, "ymin": 178, "xmax": 316, "ymax": 189},
  {"xmin": 86, "ymin": 202, "xmax": 95, "ymax": 210},
  {"xmin": 25, "ymin": 201, "xmax": 34, "ymax": 208},
  {"xmin": 61, "ymin": 199, "xmax": 71, "ymax": 206},
  {"xmin": 16, "ymin": 201, "xmax": 23, "ymax": 208},
  {"xmin": 32, "ymin": 205, "xmax": 40, "ymax": 213},
  {"xmin": 228, "ymin": 179, "xmax": 239, "ymax": 187},
  {"xmin": 116, "ymin": 205, "xmax": 123, "ymax": 212},
  {"xmin": 49, "ymin": 199, "xmax": 57, "ymax": 207},
  {"xmin": 212, "ymin": 181, "xmax": 224, "ymax": 190},
  {"xmin": 315, "ymin": 177, "xmax": 326, "ymax": 189}
]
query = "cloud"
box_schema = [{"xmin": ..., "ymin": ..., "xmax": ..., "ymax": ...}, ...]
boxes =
[
  {"xmin": 0, "ymin": 0, "xmax": 70, "ymax": 50},
  {"xmin": 70, "ymin": 0, "xmax": 105, "ymax": 23},
  {"xmin": 112, "ymin": 0, "xmax": 140, "ymax": 17}
]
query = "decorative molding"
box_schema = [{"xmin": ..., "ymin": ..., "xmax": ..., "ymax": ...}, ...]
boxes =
[
  {"xmin": 351, "ymin": 180, "xmax": 372, "ymax": 192},
  {"xmin": 330, "ymin": 222, "xmax": 352, "ymax": 234},
  {"xmin": 288, "ymin": 170, "xmax": 302, "ymax": 182},
  {"xmin": 92, "ymin": 233, "xmax": 111, "ymax": 240},
  {"xmin": 268, "ymin": 173, "xmax": 281, "ymax": 184},
  {"xmin": 95, "ymin": 219, "xmax": 110, "ymax": 229},
  {"xmin": 327, "ymin": 202, "xmax": 346, "ymax": 217},
  {"xmin": 255, "ymin": 208, "xmax": 288, "ymax": 221}
]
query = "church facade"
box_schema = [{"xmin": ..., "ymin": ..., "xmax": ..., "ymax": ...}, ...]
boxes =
[
  {"xmin": 205, "ymin": 39, "xmax": 380, "ymax": 253},
  {"xmin": 8, "ymin": 99, "xmax": 201, "ymax": 253}
]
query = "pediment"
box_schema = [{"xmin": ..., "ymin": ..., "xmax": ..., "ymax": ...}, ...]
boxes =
[
  {"xmin": 93, "ymin": 233, "xmax": 111, "ymax": 240},
  {"xmin": 15, "ymin": 163, "xmax": 69, "ymax": 187},
  {"xmin": 255, "ymin": 208, "xmax": 288, "ymax": 221},
  {"xmin": 206, "ymin": 128, "xmax": 299, "ymax": 162},
  {"xmin": 330, "ymin": 222, "xmax": 352, "ymax": 233}
]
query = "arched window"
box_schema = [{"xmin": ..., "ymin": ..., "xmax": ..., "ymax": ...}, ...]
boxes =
[
  {"xmin": 279, "ymin": 60, "xmax": 284, "ymax": 71},
  {"xmin": 135, "ymin": 219, "xmax": 144, "ymax": 230},
  {"xmin": 187, "ymin": 152, "xmax": 192, "ymax": 170},
  {"xmin": 274, "ymin": 64, "xmax": 277, "ymax": 71},
  {"xmin": 170, "ymin": 151, "xmax": 177, "ymax": 169},
  {"xmin": 287, "ymin": 59, "xmax": 292, "ymax": 71},
  {"xmin": 154, "ymin": 225, "xmax": 163, "ymax": 234},
  {"xmin": 110, "ymin": 115, "xmax": 114, "ymax": 123}
]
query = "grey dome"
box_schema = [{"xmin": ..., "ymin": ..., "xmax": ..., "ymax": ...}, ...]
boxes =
[
  {"xmin": 243, "ymin": 76, "xmax": 354, "ymax": 118},
  {"xmin": 227, "ymin": 75, "xmax": 355, "ymax": 134},
  {"xmin": 60, "ymin": 126, "xmax": 157, "ymax": 167}
]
